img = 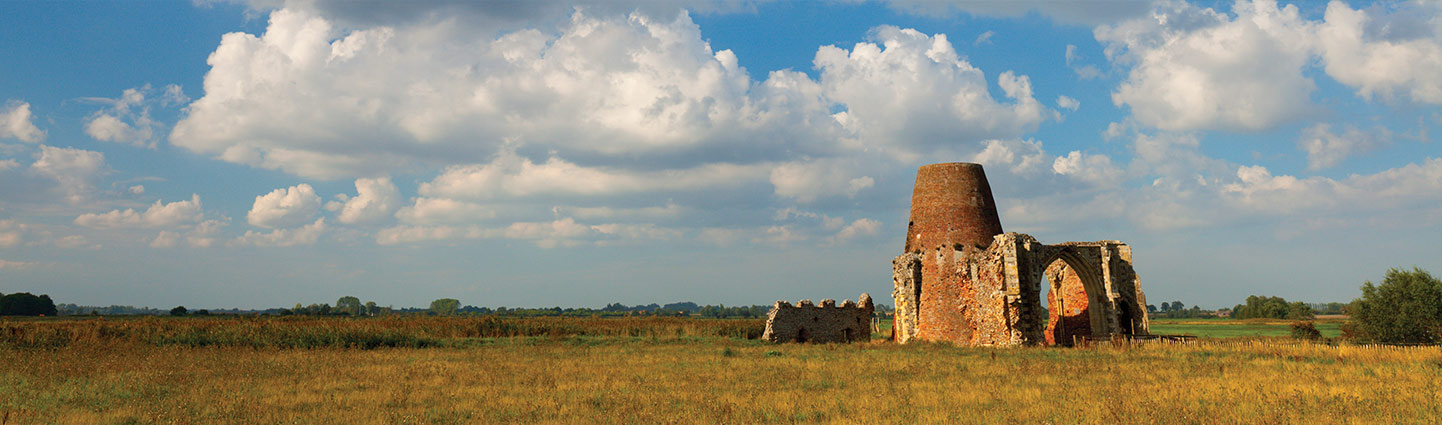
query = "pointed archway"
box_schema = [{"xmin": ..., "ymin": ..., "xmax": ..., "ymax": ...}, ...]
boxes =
[{"xmin": 1036, "ymin": 248, "xmax": 1109, "ymax": 346}]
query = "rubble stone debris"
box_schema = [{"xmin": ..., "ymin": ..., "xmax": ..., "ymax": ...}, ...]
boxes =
[
  {"xmin": 892, "ymin": 163, "xmax": 1149, "ymax": 346},
  {"xmin": 763, "ymin": 294, "xmax": 874, "ymax": 343}
]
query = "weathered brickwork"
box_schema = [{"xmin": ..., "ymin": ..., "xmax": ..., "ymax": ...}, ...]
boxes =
[
  {"xmin": 1045, "ymin": 260, "xmax": 1091, "ymax": 346},
  {"xmin": 763, "ymin": 294, "xmax": 874, "ymax": 343},
  {"xmin": 891, "ymin": 254, "xmax": 922, "ymax": 343},
  {"xmin": 892, "ymin": 163, "xmax": 1149, "ymax": 347},
  {"xmin": 904, "ymin": 163, "xmax": 1004, "ymax": 253}
]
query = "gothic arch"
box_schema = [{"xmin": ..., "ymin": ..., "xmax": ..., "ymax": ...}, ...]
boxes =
[{"xmin": 1034, "ymin": 247, "xmax": 1111, "ymax": 341}]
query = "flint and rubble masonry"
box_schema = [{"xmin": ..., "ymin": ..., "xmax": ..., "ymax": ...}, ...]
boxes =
[{"xmin": 763, "ymin": 294, "xmax": 874, "ymax": 343}]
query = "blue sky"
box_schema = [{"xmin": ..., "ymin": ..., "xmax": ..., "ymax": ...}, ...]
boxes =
[{"xmin": 1, "ymin": 0, "xmax": 1439, "ymax": 310}]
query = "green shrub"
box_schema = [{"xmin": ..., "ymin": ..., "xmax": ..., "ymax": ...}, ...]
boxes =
[
  {"xmin": 1349, "ymin": 267, "xmax": 1442, "ymax": 345},
  {"xmin": 1290, "ymin": 321, "xmax": 1322, "ymax": 340}
]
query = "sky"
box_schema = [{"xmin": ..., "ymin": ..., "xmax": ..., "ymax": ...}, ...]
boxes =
[{"xmin": 1, "ymin": 0, "xmax": 1439, "ymax": 310}]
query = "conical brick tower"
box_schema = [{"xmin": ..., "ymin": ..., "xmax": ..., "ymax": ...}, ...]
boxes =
[{"xmin": 903, "ymin": 162, "xmax": 1004, "ymax": 253}]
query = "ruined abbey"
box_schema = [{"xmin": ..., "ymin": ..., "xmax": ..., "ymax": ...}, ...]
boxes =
[
  {"xmin": 892, "ymin": 163, "xmax": 1149, "ymax": 346},
  {"xmin": 761, "ymin": 162, "xmax": 1147, "ymax": 345}
]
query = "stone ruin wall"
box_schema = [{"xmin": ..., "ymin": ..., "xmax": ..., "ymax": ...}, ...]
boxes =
[
  {"xmin": 891, "ymin": 253, "xmax": 922, "ymax": 344},
  {"xmin": 763, "ymin": 294, "xmax": 874, "ymax": 343},
  {"xmin": 893, "ymin": 233, "xmax": 1044, "ymax": 346}
]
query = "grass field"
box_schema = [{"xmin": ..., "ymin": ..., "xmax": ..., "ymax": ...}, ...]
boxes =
[{"xmin": 2, "ymin": 316, "xmax": 1437, "ymax": 424}]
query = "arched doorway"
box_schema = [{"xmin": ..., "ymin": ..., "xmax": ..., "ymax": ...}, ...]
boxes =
[{"xmin": 1038, "ymin": 251, "xmax": 1107, "ymax": 346}]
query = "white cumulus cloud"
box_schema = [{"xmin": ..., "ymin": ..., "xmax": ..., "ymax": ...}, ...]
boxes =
[
  {"xmin": 394, "ymin": 197, "xmax": 495, "ymax": 225},
  {"xmin": 29, "ymin": 145, "xmax": 106, "ymax": 204},
  {"xmin": 1298, "ymin": 123, "xmax": 1389, "ymax": 170},
  {"xmin": 816, "ymin": 26, "xmax": 1052, "ymax": 153},
  {"xmin": 1316, "ymin": 1, "xmax": 1442, "ymax": 104},
  {"xmin": 830, "ymin": 218, "xmax": 881, "ymax": 243},
  {"xmin": 1052, "ymin": 151, "xmax": 1124, "ymax": 187},
  {"xmin": 418, "ymin": 150, "xmax": 767, "ymax": 200},
  {"xmin": 1, "ymin": 101, "xmax": 45, "ymax": 143},
  {"xmin": 234, "ymin": 217, "xmax": 326, "ymax": 247},
  {"xmin": 972, "ymin": 139, "xmax": 1049, "ymax": 175},
  {"xmin": 1099, "ymin": 0, "xmax": 1442, "ymax": 132},
  {"xmin": 169, "ymin": 8, "xmax": 839, "ymax": 179},
  {"xmin": 883, "ymin": 0, "xmax": 1151, "ymax": 26},
  {"xmin": 1097, "ymin": 0, "xmax": 1316, "ymax": 132},
  {"xmin": 74, "ymin": 195, "xmax": 205, "ymax": 228},
  {"xmin": 247, "ymin": 183, "xmax": 322, "ymax": 228},
  {"xmin": 768, "ymin": 159, "xmax": 874, "ymax": 203},
  {"xmin": 330, "ymin": 176, "xmax": 400, "ymax": 224},
  {"xmin": 1057, "ymin": 95, "xmax": 1079, "ymax": 111},
  {"xmin": 1222, "ymin": 159, "xmax": 1442, "ymax": 216}
]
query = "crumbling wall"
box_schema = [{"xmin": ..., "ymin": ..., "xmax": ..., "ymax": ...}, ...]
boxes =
[
  {"xmin": 763, "ymin": 294, "xmax": 874, "ymax": 343},
  {"xmin": 891, "ymin": 253, "xmax": 922, "ymax": 343},
  {"xmin": 891, "ymin": 233, "xmax": 1148, "ymax": 346},
  {"xmin": 915, "ymin": 244, "xmax": 975, "ymax": 343},
  {"xmin": 891, "ymin": 234, "xmax": 1038, "ymax": 346},
  {"xmin": 1107, "ymin": 244, "xmax": 1148, "ymax": 335}
]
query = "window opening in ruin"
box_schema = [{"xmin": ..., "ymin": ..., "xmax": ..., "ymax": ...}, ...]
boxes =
[
  {"xmin": 843, "ymin": 328, "xmax": 854, "ymax": 343},
  {"xmin": 1117, "ymin": 300, "xmax": 1135, "ymax": 336},
  {"xmin": 912, "ymin": 265, "xmax": 923, "ymax": 315},
  {"xmin": 1039, "ymin": 268, "xmax": 1051, "ymax": 323},
  {"xmin": 796, "ymin": 328, "xmax": 809, "ymax": 343}
]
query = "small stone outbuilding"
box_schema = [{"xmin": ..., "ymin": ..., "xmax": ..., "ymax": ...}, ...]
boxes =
[{"xmin": 763, "ymin": 294, "xmax": 874, "ymax": 343}]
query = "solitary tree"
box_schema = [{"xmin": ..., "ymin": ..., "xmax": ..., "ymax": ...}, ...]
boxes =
[
  {"xmin": 170, "ymin": 306, "xmax": 188, "ymax": 316},
  {"xmin": 1349, "ymin": 267, "xmax": 1442, "ymax": 344},
  {"xmin": 336, "ymin": 296, "xmax": 362, "ymax": 316},
  {"xmin": 430, "ymin": 298, "xmax": 461, "ymax": 316},
  {"xmin": 1232, "ymin": 295, "xmax": 1295, "ymax": 319}
]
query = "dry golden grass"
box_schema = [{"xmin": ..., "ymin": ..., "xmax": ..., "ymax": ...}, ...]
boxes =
[
  {"xmin": 0, "ymin": 315, "xmax": 763, "ymax": 349},
  {"xmin": 2, "ymin": 318, "xmax": 1440, "ymax": 424}
]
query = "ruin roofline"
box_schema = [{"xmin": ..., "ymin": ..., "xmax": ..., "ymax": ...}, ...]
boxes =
[{"xmin": 772, "ymin": 293, "xmax": 873, "ymax": 310}]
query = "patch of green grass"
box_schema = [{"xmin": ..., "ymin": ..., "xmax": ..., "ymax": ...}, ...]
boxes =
[{"xmin": 1149, "ymin": 318, "xmax": 1345, "ymax": 339}]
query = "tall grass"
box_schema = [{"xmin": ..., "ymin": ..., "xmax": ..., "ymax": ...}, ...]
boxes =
[
  {"xmin": 1, "ymin": 336, "xmax": 1438, "ymax": 424},
  {"xmin": 0, "ymin": 316, "xmax": 765, "ymax": 349}
]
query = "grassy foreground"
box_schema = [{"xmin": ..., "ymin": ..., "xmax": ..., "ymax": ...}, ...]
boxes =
[{"xmin": 2, "ymin": 317, "xmax": 1439, "ymax": 424}]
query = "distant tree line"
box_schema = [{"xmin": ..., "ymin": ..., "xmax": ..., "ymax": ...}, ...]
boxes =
[
  {"xmin": 1231, "ymin": 295, "xmax": 1314, "ymax": 320},
  {"xmin": 284, "ymin": 296, "xmax": 393, "ymax": 317},
  {"xmin": 465, "ymin": 302, "xmax": 772, "ymax": 318},
  {"xmin": 1310, "ymin": 302, "xmax": 1348, "ymax": 315},
  {"xmin": 270, "ymin": 296, "xmax": 791, "ymax": 319},
  {"xmin": 0, "ymin": 292, "xmax": 57, "ymax": 316},
  {"xmin": 57, "ymin": 304, "xmax": 165, "ymax": 316},
  {"xmin": 1147, "ymin": 301, "xmax": 1205, "ymax": 318},
  {"xmin": 32, "ymin": 291, "xmax": 891, "ymax": 322},
  {"xmin": 1143, "ymin": 298, "xmax": 1348, "ymax": 320}
]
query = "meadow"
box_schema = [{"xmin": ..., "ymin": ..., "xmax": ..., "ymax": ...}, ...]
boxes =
[
  {"xmin": 2, "ymin": 316, "xmax": 1438, "ymax": 424},
  {"xmin": 1148, "ymin": 317, "xmax": 1346, "ymax": 339}
]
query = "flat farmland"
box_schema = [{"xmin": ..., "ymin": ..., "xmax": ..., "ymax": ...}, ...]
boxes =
[{"xmin": 1, "ymin": 316, "xmax": 1438, "ymax": 424}]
